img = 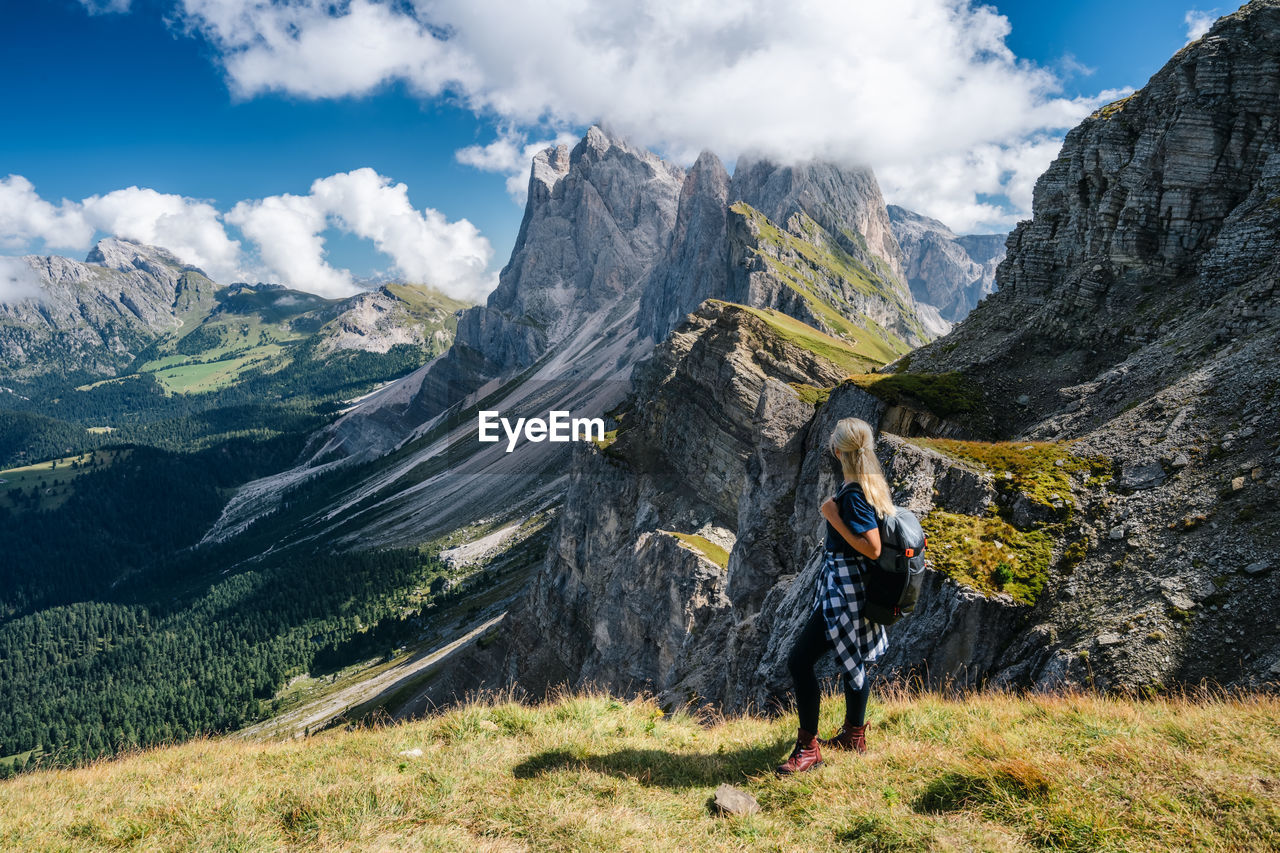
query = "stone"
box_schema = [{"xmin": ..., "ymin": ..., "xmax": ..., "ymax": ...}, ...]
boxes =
[
  {"xmin": 1171, "ymin": 453, "xmax": 1190, "ymax": 469},
  {"xmin": 1119, "ymin": 461, "xmax": 1166, "ymax": 491},
  {"xmin": 1244, "ymin": 561, "xmax": 1273, "ymax": 576},
  {"xmin": 710, "ymin": 784, "xmax": 760, "ymax": 817},
  {"xmin": 1231, "ymin": 476, "xmax": 1246, "ymax": 492},
  {"xmin": 1017, "ymin": 394, "xmax": 1031, "ymax": 406},
  {"xmin": 1097, "ymin": 632, "xmax": 1123, "ymax": 646},
  {"xmin": 1110, "ymin": 526, "xmax": 1127, "ymax": 540}
]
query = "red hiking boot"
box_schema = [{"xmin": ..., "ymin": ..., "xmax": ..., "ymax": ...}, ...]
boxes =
[
  {"xmin": 776, "ymin": 729, "xmax": 823, "ymax": 774},
  {"xmin": 820, "ymin": 722, "xmax": 867, "ymax": 753}
]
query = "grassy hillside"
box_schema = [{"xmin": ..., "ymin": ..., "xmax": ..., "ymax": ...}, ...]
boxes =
[{"xmin": 1, "ymin": 689, "xmax": 1277, "ymax": 851}]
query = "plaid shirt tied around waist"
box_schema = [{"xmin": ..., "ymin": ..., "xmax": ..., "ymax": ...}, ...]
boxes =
[{"xmin": 815, "ymin": 549, "xmax": 889, "ymax": 689}]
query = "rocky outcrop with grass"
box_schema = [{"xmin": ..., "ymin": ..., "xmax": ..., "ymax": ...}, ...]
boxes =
[
  {"xmin": 481, "ymin": 2, "xmax": 1280, "ymax": 704},
  {"xmin": 891, "ymin": 0, "xmax": 1280, "ymax": 691},
  {"xmin": 486, "ymin": 300, "xmax": 1066, "ymax": 711},
  {"xmin": 639, "ymin": 155, "xmax": 941, "ymax": 346}
]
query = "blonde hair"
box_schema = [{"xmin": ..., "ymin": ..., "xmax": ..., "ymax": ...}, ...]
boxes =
[{"xmin": 828, "ymin": 417, "xmax": 896, "ymax": 518}]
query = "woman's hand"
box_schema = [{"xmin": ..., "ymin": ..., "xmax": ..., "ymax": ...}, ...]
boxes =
[{"xmin": 820, "ymin": 497, "xmax": 840, "ymax": 523}]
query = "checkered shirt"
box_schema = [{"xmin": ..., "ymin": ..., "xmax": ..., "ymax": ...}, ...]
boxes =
[{"xmin": 815, "ymin": 549, "xmax": 889, "ymax": 689}]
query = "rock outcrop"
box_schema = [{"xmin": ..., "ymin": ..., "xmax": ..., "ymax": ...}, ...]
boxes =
[
  {"xmin": 892, "ymin": 0, "xmax": 1280, "ymax": 691},
  {"xmin": 888, "ymin": 205, "xmax": 1006, "ymax": 323},
  {"xmin": 494, "ymin": 303, "xmax": 1033, "ymax": 711}
]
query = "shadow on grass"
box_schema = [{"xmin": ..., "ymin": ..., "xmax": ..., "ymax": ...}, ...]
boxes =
[{"xmin": 513, "ymin": 740, "xmax": 791, "ymax": 789}]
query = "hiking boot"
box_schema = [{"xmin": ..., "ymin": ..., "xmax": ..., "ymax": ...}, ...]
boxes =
[
  {"xmin": 820, "ymin": 722, "xmax": 867, "ymax": 753},
  {"xmin": 776, "ymin": 728, "xmax": 823, "ymax": 774}
]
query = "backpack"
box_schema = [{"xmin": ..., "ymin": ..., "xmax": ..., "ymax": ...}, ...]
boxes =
[{"xmin": 836, "ymin": 483, "xmax": 928, "ymax": 626}]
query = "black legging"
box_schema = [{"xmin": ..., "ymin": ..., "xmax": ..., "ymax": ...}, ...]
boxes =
[{"xmin": 787, "ymin": 607, "xmax": 870, "ymax": 733}]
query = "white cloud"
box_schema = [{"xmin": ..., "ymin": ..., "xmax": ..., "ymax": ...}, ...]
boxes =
[
  {"xmin": 174, "ymin": 0, "xmax": 1125, "ymax": 229},
  {"xmin": 81, "ymin": 187, "xmax": 244, "ymax": 282},
  {"xmin": 0, "ymin": 257, "xmax": 44, "ymax": 305},
  {"xmin": 228, "ymin": 168, "xmax": 495, "ymax": 300},
  {"xmin": 1, "ymin": 173, "xmax": 494, "ymax": 300},
  {"xmin": 456, "ymin": 131, "xmax": 581, "ymax": 200},
  {"xmin": 178, "ymin": 0, "xmax": 477, "ymax": 99},
  {"xmin": 0, "ymin": 176, "xmax": 93, "ymax": 250},
  {"xmin": 1185, "ymin": 10, "xmax": 1219, "ymax": 43}
]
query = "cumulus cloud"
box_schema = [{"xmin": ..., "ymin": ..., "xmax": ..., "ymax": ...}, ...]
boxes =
[
  {"xmin": 0, "ymin": 257, "xmax": 44, "ymax": 305},
  {"xmin": 171, "ymin": 0, "xmax": 1125, "ymax": 231},
  {"xmin": 1185, "ymin": 10, "xmax": 1219, "ymax": 43},
  {"xmin": 0, "ymin": 173, "xmax": 493, "ymax": 300},
  {"xmin": 228, "ymin": 168, "xmax": 495, "ymax": 300},
  {"xmin": 0, "ymin": 176, "xmax": 94, "ymax": 250},
  {"xmin": 456, "ymin": 131, "xmax": 581, "ymax": 200},
  {"xmin": 82, "ymin": 188, "xmax": 244, "ymax": 282},
  {"xmin": 0, "ymin": 176, "xmax": 245, "ymax": 282}
]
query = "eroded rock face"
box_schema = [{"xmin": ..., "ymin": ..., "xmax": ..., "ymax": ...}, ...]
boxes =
[
  {"xmin": 0, "ymin": 239, "xmax": 215, "ymax": 376},
  {"xmin": 504, "ymin": 303, "xmax": 857, "ymax": 697},
  {"xmin": 888, "ymin": 205, "xmax": 1006, "ymax": 323},
  {"xmin": 501, "ymin": 304, "xmax": 1028, "ymax": 711},
  {"xmin": 893, "ymin": 0, "xmax": 1280, "ymax": 692},
  {"xmin": 397, "ymin": 128, "xmax": 687, "ymax": 429}
]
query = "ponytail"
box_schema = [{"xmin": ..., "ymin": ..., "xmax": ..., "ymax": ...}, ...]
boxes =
[{"xmin": 827, "ymin": 417, "xmax": 896, "ymax": 518}]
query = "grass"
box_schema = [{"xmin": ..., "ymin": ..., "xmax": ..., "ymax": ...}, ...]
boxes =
[
  {"xmin": 910, "ymin": 439, "xmax": 1113, "ymax": 513},
  {"xmin": 922, "ymin": 510, "xmax": 1053, "ymax": 604},
  {"xmin": 729, "ymin": 203, "xmax": 924, "ymax": 352},
  {"xmin": 736, "ymin": 304, "xmax": 885, "ymax": 375},
  {"xmin": 788, "ymin": 383, "xmax": 831, "ymax": 407},
  {"xmin": 0, "ymin": 449, "xmax": 129, "ymax": 511},
  {"xmin": 148, "ymin": 345, "xmax": 286, "ymax": 393},
  {"xmin": 666, "ymin": 531, "xmax": 731, "ymax": 569},
  {"xmin": 2, "ymin": 688, "xmax": 1278, "ymax": 851},
  {"xmin": 1092, "ymin": 93, "xmax": 1138, "ymax": 120},
  {"xmin": 847, "ymin": 372, "xmax": 985, "ymax": 420}
]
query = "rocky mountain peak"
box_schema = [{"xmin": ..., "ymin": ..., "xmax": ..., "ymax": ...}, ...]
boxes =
[
  {"xmin": 528, "ymin": 143, "xmax": 571, "ymax": 199},
  {"xmin": 84, "ymin": 238, "xmax": 186, "ymax": 274},
  {"xmin": 910, "ymin": 0, "xmax": 1280, "ymax": 398},
  {"xmin": 729, "ymin": 157, "xmax": 906, "ymax": 281}
]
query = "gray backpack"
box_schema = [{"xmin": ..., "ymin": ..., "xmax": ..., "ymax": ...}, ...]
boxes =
[{"xmin": 837, "ymin": 483, "xmax": 928, "ymax": 626}]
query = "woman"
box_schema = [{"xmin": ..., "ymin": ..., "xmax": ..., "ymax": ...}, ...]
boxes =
[{"xmin": 777, "ymin": 417, "xmax": 893, "ymax": 775}]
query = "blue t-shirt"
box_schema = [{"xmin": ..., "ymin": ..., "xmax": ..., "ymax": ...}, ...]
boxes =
[{"xmin": 825, "ymin": 482, "xmax": 878, "ymax": 557}]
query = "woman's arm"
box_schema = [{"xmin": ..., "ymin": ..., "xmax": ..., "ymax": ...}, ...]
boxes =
[{"xmin": 821, "ymin": 497, "xmax": 882, "ymax": 560}]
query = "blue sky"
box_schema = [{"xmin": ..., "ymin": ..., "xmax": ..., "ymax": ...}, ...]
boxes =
[{"xmin": 0, "ymin": 1, "xmax": 1220, "ymax": 299}]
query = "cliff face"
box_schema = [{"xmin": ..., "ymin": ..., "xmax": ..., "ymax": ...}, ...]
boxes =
[
  {"xmin": 0, "ymin": 239, "xmax": 217, "ymax": 377},
  {"xmin": 494, "ymin": 302, "xmax": 1034, "ymax": 710},
  {"xmin": 888, "ymin": 205, "xmax": 1005, "ymax": 323}
]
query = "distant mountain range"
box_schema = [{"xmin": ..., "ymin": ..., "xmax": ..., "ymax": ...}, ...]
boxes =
[{"xmin": 0, "ymin": 237, "xmax": 468, "ymax": 382}]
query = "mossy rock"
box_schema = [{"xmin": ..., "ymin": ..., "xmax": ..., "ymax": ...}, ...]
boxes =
[
  {"xmin": 847, "ymin": 372, "xmax": 984, "ymax": 421},
  {"xmin": 922, "ymin": 510, "xmax": 1053, "ymax": 605}
]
